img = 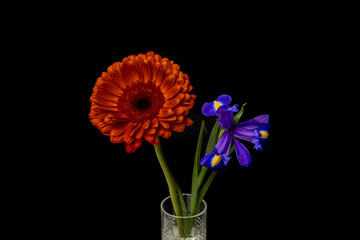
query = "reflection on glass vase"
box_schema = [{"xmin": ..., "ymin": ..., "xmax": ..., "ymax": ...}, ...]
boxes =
[{"xmin": 161, "ymin": 194, "xmax": 207, "ymax": 240}]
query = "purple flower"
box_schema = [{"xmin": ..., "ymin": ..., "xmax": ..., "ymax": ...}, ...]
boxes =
[
  {"xmin": 215, "ymin": 106, "xmax": 269, "ymax": 167},
  {"xmin": 200, "ymin": 150, "xmax": 231, "ymax": 172},
  {"xmin": 201, "ymin": 101, "xmax": 269, "ymax": 171},
  {"xmin": 202, "ymin": 94, "xmax": 239, "ymax": 117}
]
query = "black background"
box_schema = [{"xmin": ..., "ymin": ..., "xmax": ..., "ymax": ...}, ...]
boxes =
[
  {"xmin": 7, "ymin": 3, "xmax": 349, "ymax": 238},
  {"xmin": 20, "ymin": 13, "xmax": 313, "ymax": 239},
  {"xmin": 75, "ymin": 43, "xmax": 297, "ymax": 239}
]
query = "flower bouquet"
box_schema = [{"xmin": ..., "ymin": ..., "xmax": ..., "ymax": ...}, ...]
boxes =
[{"xmin": 89, "ymin": 51, "xmax": 269, "ymax": 239}]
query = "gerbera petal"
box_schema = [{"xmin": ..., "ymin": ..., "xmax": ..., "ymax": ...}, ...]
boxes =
[
  {"xmin": 125, "ymin": 139, "xmax": 142, "ymax": 153},
  {"xmin": 107, "ymin": 65, "xmax": 122, "ymax": 82},
  {"xmin": 164, "ymin": 85, "xmax": 181, "ymax": 100},
  {"xmin": 174, "ymin": 106, "xmax": 185, "ymax": 116},
  {"xmin": 93, "ymin": 87, "xmax": 119, "ymax": 103},
  {"xmin": 160, "ymin": 115, "xmax": 177, "ymax": 121},
  {"xmin": 176, "ymin": 76, "xmax": 184, "ymax": 85},
  {"xmin": 161, "ymin": 59, "xmax": 170, "ymax": 71},
  {"xmin": 171, "ymin": 63, "xmax": 180, "ymax": 76},
  {"xmin": 99, "ymin": 123, "xmax": 112, "ymax": 136},
  {"xmin": 110, "ymin": 132, "xmax": 124, "ymax": 143},
  {"xmin": 150, "ymin": 118, "xmax": 158, "ymax": 128},
  {"xmin": 184, "ymin": 117, "xmax": 193, "ymax": 126},
  {"xmin": 123, "ymin": 123, "xmax": 140, "ymax": 143},
  {"xmin": 135, "ymin": 127, "xmax": 145, "ymax": 139},
  {"xmin": 164, "ymin": 96, "xmax": 181, "ymax": 108},
  {"xmin": 141, "ymin": 59, "xmax": 152, "ymax": 83},
  {"xmin": 142, "ymin": 119, "xmax": 151, "ymax": 129},
  {"xmin": 154, "ymin": 63, "xmax": 164, "ymax": 87},
  {"xmin": 233, "ymin": 137, "xmax": 251, "ymax": 167},
  {"xmin": 163, "ymin": 129, "xmax": 172, "ymax": 138},
  {"xmin": 215, "ymin": 131, "xmax": 232, "ymax": 155},
  {"xmin": 188, "ymin": 85, "xmax": 194, "ymax": 93},
  {"xmin": 94, "ymin": 80, "xmax": 122, "ymax": 98},
  {"xmin": 90, "ymin": 95, "xmax": 117, "ymax": 108},
  {"xmin": 110, "ymin": 122, "xmax": 132, "ymax": 137},
  {"xmin": 177, "ymin": 115, "xmax": 186, "ymax": 123},
  {"xmin": 183, "ymin": 100, "xmax": 195, "ymax": 110},
  {"xmin": 121, "ymin": 61, "xmax": 140, "ymax": 83},
  {"xmin": 144, "ymin": 133, "xmax": 158, "ymax": 145},
  {"xmin": 159, "ymin": 120, "xmax": 170, "ymax": 129},
  {"xmin": 125, "ymin": 144, "xmax": 134, "ymax": 153},
  {"xmin": 159, "ymin": 108, "xmax": 173, "ymax": 118},
  {"xmin": 170, "ymin": 123, "xmax": 185, "ymax": 132},
  {"xmin": 146, "ymin": 51, "xmax": 155, "ymax": 57},
  {"xmin": 144, "ymin": 133, "xmax": 155, "ymax": 144},
  {"xmin": 160, "ymin": 74, "xmax": 176, "ymax": 92},
  {"xmin": 145, "ymin": 128, "xmax": 156, "ymax": 135}
]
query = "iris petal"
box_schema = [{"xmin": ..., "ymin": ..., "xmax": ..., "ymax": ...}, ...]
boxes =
[
  {"xmin": 232, "ymin": 126, "xmax": 258, "ymax": 144},
  {"xmin": 233, "ymin": 136, "xmax": 251, "ymax": 167},
  {"xmin": 200, "ymin": 152, "xmax": 216, "ymax": 168},
  {"xmin": 227, "ymin": 104, "xmax": 240, "ymax": 113},
  {"xmin": 235, "ymin": 114, "xmax": 269, "ymax": 130},
  {"xmin": 221, "ymin": 155, "xmax": 231, "ymax": 166},
  {"xmin": 258, "ymin": 121, "xmax": 270, "ymax": 150},
  {"xmin": 259, "ymin": 121, "xmax": 270, "ymax": 138},
  {"xmin": 202, "ymin": 102, "xmax": 217, "ymax": 116},
  {"xmin": 215, "ymin": 131, "xmax": 232, "ymax": 155},
  {"xmin": 200, "ymin": 152, "xmax": 231, "ymax": 172},
  {"xmin": 216, "ymin": 94, "xmax": 232, "ymax": 106},
  {"xmin": 201, "ymin": 94, "xmax": 237, "ymax": 117},
  {"xmin": 216, "ymin": 106, "xmax": 234, "ymax": 130}
]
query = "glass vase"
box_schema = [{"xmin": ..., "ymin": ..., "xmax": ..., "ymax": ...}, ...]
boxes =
[{"xmin": 161, "ymin": 193, "xmax": 207, "ymax": 240}]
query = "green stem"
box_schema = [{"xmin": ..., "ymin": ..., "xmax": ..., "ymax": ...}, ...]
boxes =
[
  {"xmin": 175, "ymin": 184, "xmax": 188, "ymax": 217},
  {"xmin": 196, "ymin": 172, "xmax": 217, "ymax": 213},
  {"xmin": 197, "ymin": 166, "xmax": 209, "ymax": 189},
  {"xmin": 154, "ymin": 136, "xmax": 185, "ymax": 236},
  {"xmin": 190, "ymin": 120, "xmax": 205, "ymax": 216}
]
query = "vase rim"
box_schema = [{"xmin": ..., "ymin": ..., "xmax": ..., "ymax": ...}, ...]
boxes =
[{"xmin": 160, "ymin": 193, "xmax": 207, "ymax": 219}]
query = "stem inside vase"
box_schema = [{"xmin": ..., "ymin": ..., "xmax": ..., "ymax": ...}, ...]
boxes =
[{"xmin": 161, "ymin": 193, "xmax": 207, "ymax": 239}]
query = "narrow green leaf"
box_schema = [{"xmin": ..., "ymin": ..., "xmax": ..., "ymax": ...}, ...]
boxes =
[
  {"xmin": 217, "ymin": 128, "xmax": 225, "ymax": 142},
  {"xmin": 229, "ymin": 144, "xmax": 235, "ymax": 156},
  {"xmin": 205, "ymin": 121, "xmax": 220, "ymax": 154},
  {"xmin": 194, "ymin": 120, "xmax": 206, "ymax": 174},
  {"xmin": 197, "ymin": 166, "xmax": 208, "ymax": 189},
  {"xmin": 234, "ymin": 102, "xmax": 247, "ymax": 124},
  {"xmin": 198, "ymin": 120, "xmax": 219, "ymax": 190},
  {"xmin": 195, "ymin": 172, "xmax": 217, "ymax": 213},
  {"xmin": 190, "ymin": 120, "xmax": 206, "ymax": 215}
]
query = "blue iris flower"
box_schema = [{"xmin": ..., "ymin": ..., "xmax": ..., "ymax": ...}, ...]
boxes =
[
  {"xmin": 202, "ymin": 94, "xmax": 239, "ymax": 117},
  {"xmin": 201, "ymin": 99, "xmax": 269, "ymax": 171},
  {"xmin": 200, "ymin": 150, "xmax": 231, "ymax": 172}
]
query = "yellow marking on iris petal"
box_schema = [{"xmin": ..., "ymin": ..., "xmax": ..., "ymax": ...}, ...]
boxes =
[
  {"xmin": 212, "ymin": 155, "xmax": 222, "ymax": 167},
  {"xmin": 214, "ymin": 101, "xmax": 222, "ymax": 110},
  {"xmin": 260, "ymin": 130, "xmax": 269, "ymax": 139}
]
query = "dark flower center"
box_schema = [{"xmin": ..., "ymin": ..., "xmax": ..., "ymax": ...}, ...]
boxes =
[
  {"xmin": 135, "ymin": 97, "xmax": 152, "ymax": 111},
  {"xmin": 117, "ymin": 82, "xmax": 165, "ymax": 122}
]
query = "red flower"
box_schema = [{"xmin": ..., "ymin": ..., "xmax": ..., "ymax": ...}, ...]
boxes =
[{"xmin": 89, "ymin": 51, "xmax": 196, "ymax": 153}]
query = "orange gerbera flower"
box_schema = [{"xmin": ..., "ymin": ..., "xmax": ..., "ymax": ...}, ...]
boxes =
[{"xmin": 89, "ymin": 51, "xmax": 196, "ymax": 153}]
